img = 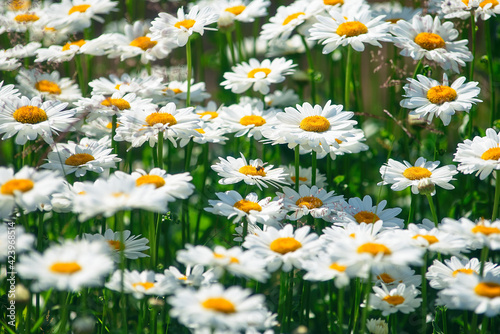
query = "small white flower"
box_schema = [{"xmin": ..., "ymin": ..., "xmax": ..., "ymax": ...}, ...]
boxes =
[
  {"xmin": 281, "ymin": 165, "xmax": 327, "ymax": 188},
  {"xmin": 366, "ymin": 318, "xmax": 389, "ymax": 334},
  {"xmin": 370, "ymin": 283, "xmax": 422, "ymax": 316},
  {"xmin": 406, "ymin": 219, "xmax": 467, "ymax": 255},
  {"xmin": 302, "ymin": 250, "xmax": 352, "ymax": 288},
  {"xmin": 440, "ymin": 217, "xmax": 500, "ymax": 250},
  {"xmin": 82, "ymin": 229, "xmax": 149, "ymax": 261},
  {"xmin": 106, "ymin": 269, "xmax": 176, "ymax": 299}
]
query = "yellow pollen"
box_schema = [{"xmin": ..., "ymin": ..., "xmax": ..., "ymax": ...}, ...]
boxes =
[
  {"xmin": 357, "ymin": 242, "xmax": 392, "ymax": 256},
  {"xmin": 178, "ymin": 275, "xmax": 187, "ymax": 280},
  {"xmin": 426, "ymin": 86, "xmax": 457, "ymax": 105},
  {"xmin": 111, "ymin": 192, "xmax": 128, "ymax": 198},
  {"xmin": 239, "ymin": 115, "xmax": 266, "ymax": 127},
  {"xmin": 414, "ymin": 32, "xmax": 446, "ymax": 50},
  {"xmin": 290, "ymin": 176, "xmax": 308, "ymax": 182},
  {"xmin": 195, "ymin": 128, "xmax": 205, "ymax": 134},
  {"xmin": 132, "ymin": 282, "xmax": 155, "ymax": 290},
  {"xmin": 129, "ymin": 36, "xmax": 157, "ymax": 50},
  {"xmin": 412, "ymin": 234, "xmax": 439, "ymax": 245},
  {"xmin": 14, "ymin": 13, "xmax": 39, "ymax": 23},
  {"xmin": 299, "ymin": 116, "xmax": 331, "ymax": 132},
  {"xmin": 452, "ymin": 268, "xmax": 475, "ymax": 277},
  {"xmin": 50, "ymin": 262, "xmax": 82, "ymax": 274},
  {"xmin": 335, "ymin": 139, "xmax": 343, "ymax": 144},
  {"xmin": 106, "ymin": 122, "xmax": 120, "ymax": 129},
  {"xmin": 403, "ymin": 166, "xmax": 432, "ymax": 180},
  {"xmin": 107, "ymin": 240, "xmax": 124, "ymax": 251},
  {"xmin": 35, "ymin": 80, "xmax": 62, "ymax": 95},
  {"xmin": 175, "ymin": 19, "xmax": 196, "ymax": 29},
  {"xmin": 115, "ymin": 84, "xmax": 122, "ymax": 90},
  {"xmin": 354, "ymin": 211, "xmax": 380, "ymax": 224},
  {"xmin": 349, "ymin": 233, "xmax": 356, "ymax": 238},
  {"xmin": 214, "ymin": 253, "xmax": 225, "ymax": 259},
  {"xmin": 324, "ymin": 0, "xmax": 344, "ymax": 5},
  {"xmin": 229, "ymin": 257, "xmax": 239, "ymax": 264},
  {"xmin": 101, "ymin": 98, "xmax": 131, "ymax": 110},
  {"xmin": 77, "ymin": 191, "xmax": 86, "ymax": 195},
  {"xmin": 479, "ymin": 0, "xmax": 499, "ymax": 7},
  {"xmin": 9, "ymin": 0, "xmax": 31, "ymax": 11},
  {"xmin": 202, "ymin": 297, "xmax": 236, "ymax": 314},
  {"xmin": 145, "ymin": 112, "xmax": 177, "ymax": 126},
  {"xmin": 295, "ymin": 196, "xmax": 323, "ymax": 209},
  {"xmin": 64, "ymin": 153, "xmax": 95, "ymax": 166},
  {"xmin": 68, "ymin": 4, "xmax": 90, "ymax": 15},
  {"xmin": 270, "ymin": 237, "xmax": 302, "ymax": 255},
  {"xmin": 377, "ymin": 273, "xmax": 395, "ymax": 283},
  {"xmin": 62, "ymin": 39, "xmax": 86, "ymax": 51},
  {"xmin": 238, "ymin": 165, "xmax": 266, "ymax": 177},
  {"xmin": 225, "ymin": 5, "xmax": 246, "ymax": 15},
  {"xmin": 197, "ymin": 111, "xmax": 219, "ymax": 119},
  {"xmin": 167, "ymin": 88, "xmax": 183, "ymax": 94},
  {"xmin": 481, "ymin": 147, "xmax": 500, "ymax": 161},
  {"xmin": 336, "ymin": 21, "xmax": 368, "ymax": 37},
  {"xmin": 136, "ymin": 175, "xmax": 166, "ymax": 188},
  {"xmin": 471, "ymin": 225, "xmax": 500, "ymax": 236},
  {"xmin": 382, "ymin": 295, "xmax": 405, "ymax": 305},
  {"xmin": 1, "ymin": 179, "xmax": 34, "ymax": 195},
  {"xmin": 247, "ymin": 68, "xmax": 272, "ymax": 78},
  {"xmin": 13, "ymin": 106, "xmax": 48, "ymax": 124},
  {"xmin": 386, "ymin": 18, "xmax": 402, "ymax": 24},
  {"xmin": 283, "ymin": 12, "xmax": 305, "ymax": 25},
  {"xmin": 329, "ymin": 262, "xmax": 347, "ymax": 272},
  {"xmin": 44, "ymin": 26, "xmax": 56, "ymax": 32},
  {"xmin": 474, "ymin": 282, "xmax": 500, "ymax": 298},
  {"xmin": 233, "ymin": 199, "xmax": 262, "ymax": 213}
]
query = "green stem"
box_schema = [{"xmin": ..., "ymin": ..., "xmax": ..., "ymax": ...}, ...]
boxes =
[
  {"xmin": 407, "ymin": 192, "xmax": 415, "ymax": 227},
  {"xmin": 425, "ymin": 194, "xmax": 439, "ymax": 226},
  {"xmin": 349, "ymin": 278, "xmax": 361, "ymax": 333},
  {"xmin": 311, "ymin": 151, "xmax": 317, "ymax": 186},
  {"xmin": 412, "ymin": 58, "xmax": 423, "ymax": 79},
  {"xmin": 442, "ymin": 308, "xmax": 448, "ymax": 334},
  {"xmin": 186, "ymin": 38, "xmax": 192, "ymax": 107},
  {"xmin": 278, "ymin": 272, "xmax": 288, "ymax": 329},
  {"xmin": 75, "ymin": 55, "xmax": 86, "ymax": 96},
  {"xmin": 295, "ymin": 146, "xmax": 300, "ymax": 192},
  {"xmin": 149, "ymin": 212, "xmax": 157, "ymax": 269},
  {"xmin": 344, "ymin": 46, "xmax": 353, "ymax": 110},
  {"xmin": 58, "ymin": 292, "xmax": 69, "ymax": 334},
  {"xmin": 337, "ymin": 286, "xmax": 344, "ymax": 334},
  {"xmin": 226, "ymin": 31, "xmax": 236, "ymax": 65},
  {"xmin": 285, "ymin": 270, "xmax": 294, "ymax": 331},
  {"xmin": 234, "ymin": 21, "xmax": 245, "ymax": 61},
  {"xmin": 492, "ymin": 170, "xmax": 500, "ymax": 221},
  {"xmin": 301, "ymin": 34, "xmax": 316, "ymax": 105},
  {"xmin": 470, "ymin": 312, "xmax": 478, "ymax": 334},
  {"xmin": 479, "ymin": 247, "xmax": 489, "ymax": 277},
  {"xmin": 37, "ymin": 213, "xmax": 44, "ymax": 251},
  {"xmin": 486, "ymin": 20, "xmax": 496, "ymax": 127},
  {"xmin": 480, "ymin": 316, "xmax": 488, "ymax": 334},
  {"xmin": 360, "ymin": 273, "xmax": 373, "ymax": 334}
]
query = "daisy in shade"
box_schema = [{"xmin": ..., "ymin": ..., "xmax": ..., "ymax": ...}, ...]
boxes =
[
  {"xmin": 0, "ymin": 52, "xmax": 21, "ymax": 71},
  {"xmin": 440, "ymin": 0, "xmax": 500, "ymax": 21},
  {"xmin": 406, "ymin": 219, "xmax": 467, "ymax": 255},
  {"xmin": 370, "ymin": 283, "xmax": 422, "ymax": 316},
  {"xmin": 211, "ymin": 153, "xmax": 290, "ymax": 190},
  {"xmin": 309, "ymin": 5, "xmax": 392, "ymax": 53},
  {"xmin": 400, "ymin": 74, "xmax": 481, "ymax": 126},
  {"xmin": 17, "ymin": 239, "xmax": 114, "ymax": 291},
  {"xmin": 391, "ymin": 15, "xmax": 473, "ymax": 73},
  {"xmin": 243, "ymin": 224, "xmax": 320, "ymax": 272},
  {"xmin": 0, "ymin": 81, "xmax": 20, "ymax": 103},
  {"xmin": 0, "ymin": 4, "xmax": 46, "ymax": 33},
  {"xmin": 372, "ymin": 3, "xmax": 422, "ymax": 25},
  {"xmin": 334, "ymin": 195, "xmax": 404, "ymax": 229},
  {"xmin": 221, "ymin": 57, "xmax": 296, "ymax": 95},
  {"xmin": 454, "ymin": 128, "xmax": 500, "ymax": 180},
  {"xmin": 82, "ymin": 229, "xmax": 149, "ymax": 261},
  {"xmin": 281, "ymin": 165, "xmax": 327, "ymax": 188},
  {"xmin": 366, "ymin": 318, "xmax": 389, "ymax": 334},
  {"xmin": 106, "ymin": 269, "xmax": 176, "ymax": 299},
  {"xmin": 42, "ymin": 137, "xmax": 120, "ymax": 177},
  {"xmin": 278, "ymin": 185, "xmax": 343, "ymax": 221},
  {"xmin": 315, "ymin": 128, "xmax": 369, "ymax": 160},
  {"xmin": 302, "ymin": 250, "xmax": 352, "ymax": 288},
  {"xmin": 440, "ymin": 218, "xmax": 500, "ymax": 250},
  {"xmin": 0, "ymin": 96, "xmax": 76, "ymax": 145},
  {"xmin": 150, "ymin": 5, "xmax": 219, "ymax": 47},
  {"xmin": 16, "ymin": 69, "xmax": 82, "ymax": 103},
  {"xmin": 178, "ymin": 122, "xmax": 229, "ymax": 147},
  {"xmin": 379, "ymin": 157, "xmax": 458, "ymax": 196},
  {"xmin": 205, "ymin": 191, "xmax": 284, "ymax": 227}
]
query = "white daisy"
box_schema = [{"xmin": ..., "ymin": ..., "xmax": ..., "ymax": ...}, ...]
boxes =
[
  {"xmin": 370, "ymin": 283, "xmax": 422, "ymax": 316},
  {"xmin": 372, "ymin": 4, "xmax": 422, "ymax": 25},
  {"xmin": 475, "ymin": 0, "xmax": 500, "ymax": 20},
  {"xmin": 179, "ymin": 122, "xmax": 229, "ymax": 147},
  {"xmin": 2, "ymin": 41, "xmax": 41, "ymax": 59},
  {"xmin": 88, "ymin": 73, "xmax": 166, "ymax": 98},
  {"xmin": 301, "ymin": 250, "xmax": 352, "ymax": 288},
  {"xmin": 406, "ymin": 219, "xmax": 467, "ymax": 255},
  {"xmin": 162, "ymin": 80, "xmax": 211, "ymax": 104},
  {"xmin": 0, "ymin": 81, "xmax": 20, "ymax": 103},
  {"xmin": 210, "ymin": 0, "xmax": 270, "ymax": 23},
  {"xmin": 82, "ymin": 229, "xmax": 149, "ymax": 260},
  {"xmin": 106, "ymin": 269, "xmax": 176, "ymax": 299},
  {"xmin": 440, "ymin": 0, "xmax": 500, "ymax": 21},
  {"xmin": 400, "ymin": 74, "xmax": 481, "ymax": 126},
  {"xmin": 311, "ymin": 128, "xmax": 369, "ymax": 160},
  {"xmin": 281, "ymin": 165, "xmax": 327, "ymax": 188},
  {"xmin": 47, "ymin": 0, "xmax": 118, "ymax": 31},
  {"xmin": 164, "ymin": 264, "xmax": 215, "ymax": 288},
  {"xmin": 372, "ymin": 265, "xmax": 422, "ymax": 289},
  {"xmin": 440, "ymin": 217, "xmax": 500, "ymax": 250},
  {"xmin": 0, "ymin": 52, "xmax": 21, "ymax": 71},
  {"xmin": 366, "ymin": 318, "xmax": 389, "ymax": 334},
  {"xmin": 34, "ymin": 38, "xmax": 109, "ymax": 63}
]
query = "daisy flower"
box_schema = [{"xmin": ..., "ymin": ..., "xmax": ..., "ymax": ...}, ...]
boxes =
[
  {"xmin": 221, "ymin": 57, "xmax": 296, "ymax": 95},
  {"xmin": 0, "ymin": 51, "xmax": 21, "ymax": 71},
  {"xmin": 34, "ymin": 38, "xmax": 109, "ymax": 63},
  {"xmin": 281, "ymin": 165, "xmax": 327, "ymax": 188},
  {"xmin": 88, "ymin": 73, "xmax": 166, "ymax": 97},
  {"xmin": 400, "ymin": 74, "xmax": 481, "ymax": 126},
  {"xmin": 106, "ymin": 269, "xmax": 176, "ymax": 299},
  {"xmin": 0, "ymin": 225, "xmax": 35, "ymax": 261},
  {"xmin": 243, "ymin": 224, "xmax": 320, "ymax": 272},
  {"xmin": 17, "ymin": 239, "xmax": 114, "ymax": 291},
  {"xmin": 454, "ymin": 128, "xmax": 500, "ymax": 179},
  {"xmin": 372, "ymin": 265, "xmax": 422, "ymax": 289},
  {"xmin": 440, "ymin": 217, "xmax": 500, "ymax": 250},
  {"xmin": 164, "ymin": 264, "xmax": 215, "ymax": 288},
  {"xmin": 16, "ymin": 69, "xmax": 82, "ymax": 103},
  {"xmin": 162, "ymin": 79, "xmax": 211, "ymax": 104},
  {"xmin": 205, "ymin": 191, "xmax": 284, "ymax": 227},
  {"xmin": 302, "ymin": 250, "xmax": 352, "ymax": 288},
  {"xmin": 379, "ymin": 157, "xmax": 458, "ymax": 196},
  {"xmin": 406, "ymin": 219, "xmax": 467, "ymax": 255},
  {"xmin": 372, "ymin": 4, "xmax": 422, "ymax": 25},
  {"xmin": 264, "ymin": 88, "xmax": 300, "ymax": 108},
  {"xmin": 0, "ymin": 81, "xmax": 20, "ymax": 103},
  {"xmin": 0, "ymin": 96, "xmax": 76, "ymax": 145},
  {"xmin": 391, "ymin": 15, "xmax": 473, "ymax": 73},
  {"xmin": 440, "ymin": 0, "xmax": 500, "ymax": 21},
  {"xmin": 475, "ymin": 0, "xmax": 500, "ymax": 20},
  {"xmin": 150, "ymin": 5, "xmax": 219, "ymax": 47},
  {"xmin": 179, "ymin": 122, "xmax": 229, "ymax": 147},
  {"xmin": 211, "ymin": 153, "xmax": 290, "ymax": 190},
  {"xmin": 2, "ymin": 41, "xmax": 41, "ymax": 59},
  {"xmin": 0, "ymin": 5, "xmax": 46, "ymax": 33},
  {"xmin": 366, "ymin": 318, "xmax": 389, "ymax": 334},
  {"xmin": 82, "ymin": 229, "xmax": 149, "ymax": 261},
  {"xmin": 370, "ymin": 283, "xmax": 422, "ymax": 316},
  {"xmin": 210, "ymin": 0, "xmax": 270, "ymax": 23},
  {"xmin": 41, "ymin": 137, "xmax": 120, "ymax": 177},
  {"xmin": 47, "ymin": 0, "xmax": 118, "ymax": 31}
]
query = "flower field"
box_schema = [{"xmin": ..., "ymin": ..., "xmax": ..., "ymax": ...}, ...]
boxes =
[{"xmin": 1, "ymin": 0, "xmax": 500, "ymax": 333}]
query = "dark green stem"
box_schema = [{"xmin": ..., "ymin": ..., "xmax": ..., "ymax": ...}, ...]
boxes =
[
  {"xmin": 426, "ymin": 194, "xmax": 439, "ymax": 226},
  {"xmin": 295, "ymin": 146, "xmax": 300, "ymax": 192},
  {"xmin": 186, "ymin": 38, "xmax": 192, "ymax": 107},
  {"xmin": 486, "ymin": 20, "xmax": 496, "ymax": 126},
  {"xmin": 344, "ymin": 46, "xmax": 353, "ymax": 110},
  {"xmin": 492, "ymin": 170, "xmax": 500, "ymax": 220},
  {"xmin": 301, "ymin": 34, "xmax": 316, "ymax": 105}
]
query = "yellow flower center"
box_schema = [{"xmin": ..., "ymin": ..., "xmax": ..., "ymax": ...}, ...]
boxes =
[
  {"xmin": 295, "ymin": 196, "xmax": 323, "ymax": 209},
  {"xmin": 426, "ymin": 86, "xmax": 457, "ymax": 105},
  {"xmin": 44, "ymin": 26, "xmax": 56, "ymax": 32},
  {"xmin": 106, "ymin": 122, "xmax": 121, "ymax": 129},
  {"xmin": 9, "ymin": 0, "xmax": 31, "ymax": 11},
  {"xmin": 336, "ymin": 21, "xmax": 368, "ymax": 37},
  {"xmin": 35, "ymin": 80, "xmax": 62, "ymax": 95},
  {"xmin": 299, "ymin": 115, "xmax": 331, "ymax": 132},
  {"xmin": 324, "ymin": 0, "xmax": 344, "ymax": 5},
  {"xmin": 50, "ymin": 262, "xmax": 82, "ymax": 274},
  {"xmin": 13, "ymin": 106, "xmax": 48, "ymax": 124},
  {"xmin": 64, "ymin": 153, "xmax": 95, "ymax": 166},
  {"xmin": 175, "ymin": 19, "xmax": 196, "ymax": 29},
  {"xmin": 412, "ymin": 234, "xmax": 439, "ymax": 245},
  {"xmin": 225, "ymin": 5, "xmax": 246, "ymax": 15},
  {"xmin": 1, "ymin": 179, "xmax": 34, "ymax": 195},
  {"xmin": 214, "ymin": 253, "xmax": 240, "ymax": 264},
  {"xmin": 68, "ymin": 4, "xmax": 91, "ymax": 15},
  {"xmin": 270, "ymin": 237, "xmax": 302, "ymax": 254},
  {"xmin": 129, "ymin": 36, "xmax": 158, "ymax": 50},
  {"xmin": 382, "ymin": 295, "xmax": 405, "ymax": 305},
  {"xmin": 195, "ymin": 128, "xmax": 205, "ymax": 134},
  {"xmin": 357, "ymin": 242, "xmax": 392, "ymax": 256},
  {"xmin": 178, "ymin": 275, "xmax": 187, "ymax": 280},
  {"xmin": 452, "ymin": 268, "xmax": 475, "ymax": 277},
  {"xmin": 239, "ymin": 115, "xmax": 266, "ymax": 127},
  {"xmin": 233, "ymin": 199, "xmax": 262, "ymax": 213},
  {"xmin": 329, "ymin": 262, "xmax": 347, "ymax": 272},
  {"xmin": 403, "ymin": 167, "xmax": 432, "ymax": 180},
  {"xmin": 291, "ymin": 176, "xmax": 308, "ymax": 182},
  {"xmin": 479, "ymin": 0, "xmax": 499, "ymax": 7},
  {"xmin": 377, "ymin": 273, "xmax": 395, "ymax": 283},
  {"xmin": 132, "ymin": 282, "xmax": 155, "ymax": 290},
  {"xmin": 414, "ymin": 32, "xmax": 446, "ymax": 50},
  {"xmin": 283, "ymin": 12, "xmax": 305, "ymax": 25},
  {"xmin": 474, "ymin": 282, "xmax": 500, "ymax": 298},
  {"xmin": 481, "ymin": 147, "xmax": 500, "ymax": 161},
  {"xmin": 62, "ymin": 39, "xmax": 86, "ymax": 51},
  {"xmin": 197, "ymin": 111, "xmax": 219, "ymax": 119},
  {"xmin": 107, "ymin": 240, "xmax": 124, "ymax": 251},
  {"xmin": 471, "ymin": 225, "xmax": 500, "ymax": 236},
  {"xmin": 247, "ymin": 68, "xmax": 272, "ymax": 78},
  {"xmin": 14, "ymin": 13, "xmax": 39, "ymax": 23},
  {"xmin": 238, "ymin": 165, "xmax": 266, "ymax": 177},
  {"xmin": 386, "ymin": 18, "xmax": 402, "ymax": 24},
  {"xmin": 101, "ymin": 98, "xmax": 131, "ymax": 110},
  {"xmin": 136, "ymin": 175, "xmax": 166, "ymax": 188},
  {"xmin": 202, "ymin": 297, "xmax": 236, "ymax": 314},
  {"xmin": 145, "ymin": 112, "xmax": 177, "ymax": 126},
  {"xmin": 353, "ymin": 211, "xmax": 380, "ymax": 224}
]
